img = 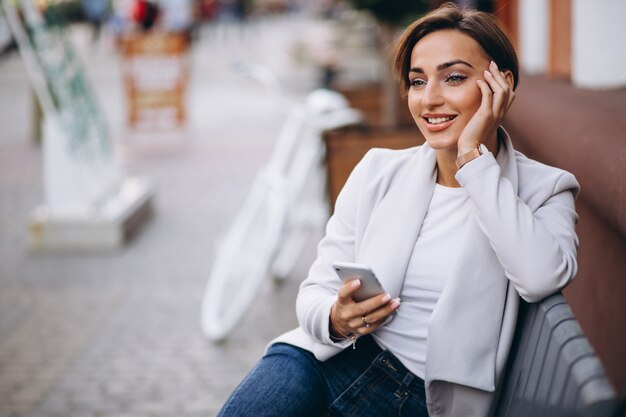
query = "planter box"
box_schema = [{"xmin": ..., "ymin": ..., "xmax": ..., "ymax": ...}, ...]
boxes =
[
  {"xmin": 334, "ymin": 82, "xmax": 415, "ymax": 128},
  {"xmin": 324, "ymin": 126, "xmax": 423, "ymax": 208}
]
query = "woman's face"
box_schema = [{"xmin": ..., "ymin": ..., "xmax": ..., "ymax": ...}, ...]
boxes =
[{"xmin": 407, "ymin": 29, "xmax": 493, "ymax": 151}]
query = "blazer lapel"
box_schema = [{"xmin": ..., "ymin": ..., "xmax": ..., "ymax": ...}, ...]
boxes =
[
  {"xmin": 426, "ymin": 129, "xmax": 520, "ymax": 392},
  {"xmin": 357, "ymin": 144, "xmax": 437, "ymax": 298},
  {"xmin": 498, "ymin": 127, "xmax": 519, "ymax": 191}
]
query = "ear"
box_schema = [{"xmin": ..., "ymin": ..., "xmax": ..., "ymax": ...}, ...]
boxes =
[{"xmin": 502, "ymin": 70, "xmax": 515, "ymax": 90}]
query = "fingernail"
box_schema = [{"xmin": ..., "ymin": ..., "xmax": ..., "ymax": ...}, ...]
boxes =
[
  {"xmin": 391, "ymin": 299, "xmax": 401, "ymax": 309},
  {"xmin": 484, "ymin": 70, "xmax": 492, "ymax": 77},
  {"xmin": 491, "ymin": 60, "xmax": 498, "ymax": 69},
  {"xmin": 351, "ymin": 279, "xmax": 361, "ymax": 288},
  {"xmin": 381, "ymin": 294, "xmax": 391, "ymax": 303}
]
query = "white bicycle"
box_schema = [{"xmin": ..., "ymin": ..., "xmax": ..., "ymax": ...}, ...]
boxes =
[{"xmin": 201, "ymin": 76, "xmax": 362, "ymax": 342}]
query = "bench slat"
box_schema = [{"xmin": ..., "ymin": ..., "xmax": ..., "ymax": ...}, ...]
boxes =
[{"xmin": 493, "ymin": 293, "xmax": 616, "ymax": 416}]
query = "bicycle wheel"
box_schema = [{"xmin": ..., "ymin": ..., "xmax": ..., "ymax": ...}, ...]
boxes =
[{"xmin": 201, "ymin": 171, "xmax": 289, "ymax": 342}]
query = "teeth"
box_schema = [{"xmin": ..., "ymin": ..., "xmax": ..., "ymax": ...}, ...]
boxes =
[{"xmin": 427, "ymin": 116, "xmax": 454, "ymax": 124}]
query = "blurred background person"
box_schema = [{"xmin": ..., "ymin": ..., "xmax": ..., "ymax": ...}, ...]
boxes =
[{"xmin": 130, "ymin": 0, "xmax": 160, "ymax": 31}]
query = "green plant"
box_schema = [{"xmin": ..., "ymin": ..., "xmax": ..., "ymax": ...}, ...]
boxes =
[{"xmin": 43, "ymin": 0, "xmax": 86, "ymax": 24}]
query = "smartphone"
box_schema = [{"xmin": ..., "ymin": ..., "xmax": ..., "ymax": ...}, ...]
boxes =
[{"xmin": 332, "ymin": 261, "xmax": 386, "ymax": 302}]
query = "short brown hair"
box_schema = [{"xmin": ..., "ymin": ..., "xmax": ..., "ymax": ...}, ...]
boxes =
[{"xmin": 391, "ymin": 2, "xmax": 519, "ymax": 93}]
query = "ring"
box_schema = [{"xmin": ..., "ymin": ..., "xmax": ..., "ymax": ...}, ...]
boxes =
[{"xmin": 361, "ymin": 316, "xmax": 371, "ymax": 327}]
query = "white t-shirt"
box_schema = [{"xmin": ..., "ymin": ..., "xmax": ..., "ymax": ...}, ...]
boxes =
[{"xmin": 373, "ymin": 183, "xmax": 473, "ymax": 378}]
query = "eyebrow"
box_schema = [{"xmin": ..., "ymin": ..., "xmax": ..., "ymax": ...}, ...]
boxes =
[{"xmin": 409, "ymin": 59, "xmax": 474, "ymax": 74}]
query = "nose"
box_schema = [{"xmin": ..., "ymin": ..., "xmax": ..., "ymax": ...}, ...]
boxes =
[{"xmin": 421, "ymin": 81, "xmax": 444, "ymax": 109}]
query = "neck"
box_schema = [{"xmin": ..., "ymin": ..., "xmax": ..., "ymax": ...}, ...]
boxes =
[{"xmin": 436, "ymin": 148, "xmax": 461, "ymax": 187}]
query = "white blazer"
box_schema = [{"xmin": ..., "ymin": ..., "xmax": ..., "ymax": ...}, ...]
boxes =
[{"xmin": 271, "ymin": 129, "xmax": 580, "ymax": 417}]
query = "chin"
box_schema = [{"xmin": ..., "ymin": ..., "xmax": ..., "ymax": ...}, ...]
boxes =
[
  {"xmin": 422, "ymin": 135, "xmax": 459, "ymax": 152},
  {"xmin": 415, "ymin": 124, "xmax": 457, "ymax": 150}
]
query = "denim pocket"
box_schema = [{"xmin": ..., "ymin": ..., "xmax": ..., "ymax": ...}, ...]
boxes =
[
  {"xmin": 326, "ymin": 366, "xmax": 428, "ymax": 417},
  {"xmin": 325, "ymin": 364, "xmax": 389, "ymax": 417},
  {"xmin": 325, "ymin": 358, "xmax": 428, "ymax": 417}
]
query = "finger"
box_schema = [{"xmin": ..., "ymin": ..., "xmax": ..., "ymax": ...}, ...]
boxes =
[
  {"xmin": 339, "ymin": 289, "xmax": 393, "ymax": 323},
  {"xmin": 347, "ymin": 315, "xmax": 370, "ymax": 332},
  {"xmin": 488, "ymin": 61, "xmax": 510, "ymax": 91},
  {"xmin": 352, "ymin": 310, "xmax": 394, "ymax": 335},
  {"xmin": 363, "ymin": 298, "xmax": 401, "ymax": 324},
  {"xmin": 344, "ymin": 294, "xmax": 389, "ymax": 326},
  {"xmin": 337, "ymin": 279, "xmax": 361, "ymax": 304},
  {"xmin": 336, "ymin": 288, "xmax": 386, "ymax": 325},
  {"xmin": 483, "ymin": 70, "xmax": 508, "ymax": 118},
  {"xmin": 346, "ymin": 297, "xmax": 400, "ymax": 333},
  {"xmin": 489, "ymin": 62, "xmax": 514, "ymax": 116},
  {"xmin": 483, "ymin": 70, "xmax": 505, "ymax": 95},
  {"xmin": 354, "ymin": 292, "xmax": 392, "ymax": 315},
  {"xmin": 483, "ymin": 70, "xmax": 506, "ymax": 102},
  {"xmin": 348, "ymin": 315, "xmax": 379, "ymax": 335},
  {"xmin": 339, "ymin": 292, "xmax": 390, "ymax": 325},
  {"xmin": 476, "ymin": 78, "xmax": 493, "ymax": 113},
  {"xmin": 490, "ymin": 62, "xmax": 516, "ymax": 112}
]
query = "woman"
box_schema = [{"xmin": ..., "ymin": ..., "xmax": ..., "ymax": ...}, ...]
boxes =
[{"xmin": 217, "ymin": 3, "xmax": 579, "ymax": 417}]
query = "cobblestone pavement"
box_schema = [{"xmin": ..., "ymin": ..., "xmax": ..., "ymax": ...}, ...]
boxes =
[{"xmin": 0, "ymin": 14, "xmax": 325, "ymax": 417}]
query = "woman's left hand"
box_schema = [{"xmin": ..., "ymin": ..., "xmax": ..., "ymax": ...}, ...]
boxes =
[{"xmin": 457, "ymin": 61, "xmax": 515, "ymax": 156}]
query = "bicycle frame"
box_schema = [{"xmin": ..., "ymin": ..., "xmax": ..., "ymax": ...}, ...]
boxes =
[{"xmin": 201, "ymin": 87, "xmax": 362, "ymax": 342}]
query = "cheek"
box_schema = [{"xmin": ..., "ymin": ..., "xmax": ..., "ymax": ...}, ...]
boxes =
[
  {"xmin": 452, "ymin": 85, "xmax": 482, "ymax": 116},
  {"xmin": 407, "ymin": 92, "xmax": 422, "ymax": 119}
]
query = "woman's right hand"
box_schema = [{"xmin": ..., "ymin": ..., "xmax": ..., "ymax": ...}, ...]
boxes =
[{"xmin": 330, "ymin": 279, "xmax": 401, "ymax": 339}]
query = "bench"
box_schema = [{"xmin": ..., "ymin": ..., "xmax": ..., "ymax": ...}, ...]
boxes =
[{"xmin": 493, "ymin": 292, "xmax": 618, "ymax": 416}]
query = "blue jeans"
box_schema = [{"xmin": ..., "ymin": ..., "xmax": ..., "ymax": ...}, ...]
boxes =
[{"xmin": 217, "ymin": 335, "xmax": 429, "ymax": 417}]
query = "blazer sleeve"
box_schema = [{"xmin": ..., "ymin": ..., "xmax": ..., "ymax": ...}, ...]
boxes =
[
  {"xmin": 295, "ymin": 150, "xmax": 375, "ymax": 347},
  {"xmin": 455, "ymin": 151, "xmax": 580, "ymax": 303}
]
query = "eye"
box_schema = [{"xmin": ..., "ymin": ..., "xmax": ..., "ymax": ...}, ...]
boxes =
[
  {"xmin": 445, "ymin": 73, "xmax": 468, "ymax": 84},
  {"xmin": 409, "ymin": 78, "xmax": 426, "ymax": 88}
]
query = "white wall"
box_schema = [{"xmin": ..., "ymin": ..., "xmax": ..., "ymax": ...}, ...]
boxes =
[
  {"xmin": 518, "ymin": 0, "xmax": 549, "ymax": 74},
  {"xmin": 572, "ymin": 0, "xmax": 626, "ymax": 89}
]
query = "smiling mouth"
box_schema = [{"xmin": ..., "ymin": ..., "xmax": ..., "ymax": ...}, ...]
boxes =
[{"xmin": 424, "ymin": 115, "xmax": 457, "ymax": 124}]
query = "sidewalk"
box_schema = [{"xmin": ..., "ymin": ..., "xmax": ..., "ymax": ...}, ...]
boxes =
[{"xmin": 0, "ymin": 14, "xmax": 325, "ymax": 417}]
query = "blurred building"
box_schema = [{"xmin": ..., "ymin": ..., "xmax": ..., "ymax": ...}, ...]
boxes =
[{"xmin": 496, "ymin": 0, "xmax": 626, "ymax": 89}]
